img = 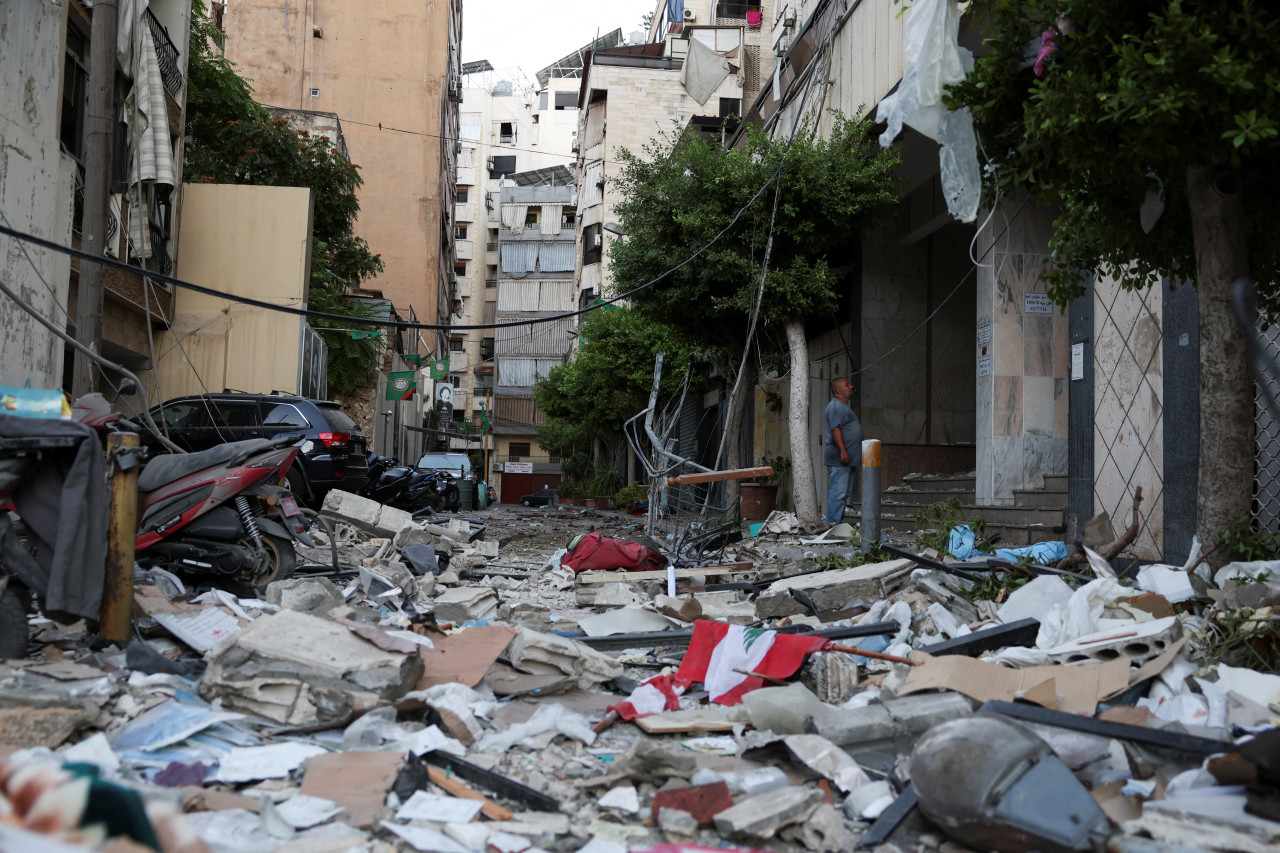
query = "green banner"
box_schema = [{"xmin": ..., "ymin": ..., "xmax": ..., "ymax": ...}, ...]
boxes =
[
  {"xmin": 428, "ymin": 357, "xmax": 451, "ymax": 380},
  {"xmin": 386, "ymin": 370, "xmax": 417, "ymax": 400}
]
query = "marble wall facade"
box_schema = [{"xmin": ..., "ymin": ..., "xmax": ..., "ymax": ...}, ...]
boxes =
[{"xmin": 975, "ymin": 201, "xmax": 1070, "ymax": 505}]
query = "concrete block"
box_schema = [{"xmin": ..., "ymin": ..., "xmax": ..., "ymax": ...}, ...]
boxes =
[
  {"xmin": 651, "ymin": 782, "xmax": 733, "ymax": 826},
  {"xmin": 755, "ymin": 558, "xmax": 914, "ymax": 618},
  {"xmin": 394, "ymin": 525, "xmax": 443, "ymax": 549},
  {"xmin": 434, "ymin": 586, "xmax": 499, "ymax": 623},
  {"xmin": 805, "ymin": 651, "xmax": 860, "ymax": 704},
  {"xmin": 199, "ymin": 609, "xmax": 424, "ymax": 725},
  {"xmin": 657, "ymin": 807, "xmax": 698, "ymax": 838},
  {"xmin": 712, "ymin": 786, "xmax": 822, "ymax": 839},
  {"xmin": 378, "ymin": 504, "xmax": 413, "ymax": 534},
  {"xmin": 321, "ymin": 490, "xmax": 410, "ymax": 538},
  {"xmin": 576, "ymin": 582, "xmax": 646, "ymax": 608},
  {"xmin": 882, "ymin": 692, "xmax": 975, "ymax": 737},
  {"xmin": 1046, "ymin": 615, "xmax": 1183, "ymax": 667},
  {"xmin": 506, "ymin": 628, "xmax": 622, "ymax": 688},
  {"xmin": 265, "ymin": 577, "xmax": 346, "ymax": 612},
  {"xmin": 473, "ymin": 539, "xmax": 499, "ymax": 558}
]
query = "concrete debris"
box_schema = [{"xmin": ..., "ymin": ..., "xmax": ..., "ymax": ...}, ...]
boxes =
[{"xmin": 3, "ymin": 494, "xmax": 1279, "ymax": 853}]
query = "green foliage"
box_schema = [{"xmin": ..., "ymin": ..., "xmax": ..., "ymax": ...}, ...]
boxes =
[
  {"xmin": 1194, "ymin": 608, "xmax": 1280, "ymax": 671},
  {"xmin": 1213, "ymin": 514, "xmax": 1280, "ymax": 562},
  {"xmin": 913, "ymin": 498, "xmax": 987, "ymax": 554},
  {"xmin": 616, "ymin": 483, "xmax": 648, "ymax": 507},
  {"xmin": 951, "ymin": 1, "xmax": 1280, "ymax": 314},
  {"xmin": 611, "ymin": 114, "xmax": 900, "ymax": 350},
  {"xmin": 590, "ymin": 456, "xmax": 624, "ymax": 498},
  {"xmin": 186, "ymin": 1, "xmax": 384, "ymax": 391},
  {"xmin": 533, "ymin": 307, "xmax": 705, "ymax": 459},
  {"xmin": 556, "ymin": 480, "xmax": 585, "ymax": 500},
  {"xmin": 967, "ymin": 571, "xmax": 1035, "ymax": 603},
  {"xmin": 811, "ymin": 541, "xmax": 890, "ymax": 571},
  {"xmin": 749, "ymin": 455, "xmax": 791, "ymax": 485}
]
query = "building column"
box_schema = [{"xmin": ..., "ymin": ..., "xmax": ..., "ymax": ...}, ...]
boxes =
[{"xmin": 974, "ymin": 198, "xmax": 1070, "ymax": 505}]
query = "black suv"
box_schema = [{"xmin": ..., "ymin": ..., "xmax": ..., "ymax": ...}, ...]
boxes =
[{"xmin": 146, "ymin": 392, "xmax": 369, "ymax": 506}]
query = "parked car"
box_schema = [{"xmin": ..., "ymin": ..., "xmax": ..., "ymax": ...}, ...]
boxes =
[
  {"xmin": 520, "ymin": 487, "xmax": 557, "ymax": 507},
  {"xmin": 145, "ymin": 392, "xmax": 369, "ymax": 506},
  {"xmin": 415, "ymin": 451, "xmax": 475, "ymax": 483}
]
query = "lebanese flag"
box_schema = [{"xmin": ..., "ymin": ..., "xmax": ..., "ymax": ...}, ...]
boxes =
[
  {"xmin": 676, "ymin": 621, "xmax": 829, "ymax": 705},
  {"xmin": 608, "ymin": 673, "xmax": 690, "ymax": 721}
]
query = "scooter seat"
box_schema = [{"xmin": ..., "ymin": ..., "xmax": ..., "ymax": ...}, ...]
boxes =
[{"xmin": 138, "ymin": 439, "xmax": 276, "ymax": 492}]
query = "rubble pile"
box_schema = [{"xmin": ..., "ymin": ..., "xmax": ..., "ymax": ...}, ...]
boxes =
[{"xmin": 2, "ymin": 490, "xmax": 1279, "ymax": 853}]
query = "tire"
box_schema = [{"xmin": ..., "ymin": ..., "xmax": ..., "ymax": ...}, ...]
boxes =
[
  {"xmin": 240, "ymin": 533, "xmax": 297, "ymax": 589},
  {"xmin": 0, "ymin": 585, "xmax": 29, "ymax": 661},
  {"xmin": 286, "ymin": 466, "xmax": 315, "ymax": 509},
  {"xmin": 522, "ymin": 499, "xmax": 531, "ymax": 506},
  {"xmin": 444, "ymin": 484, "xmax": 460, "ymax": 511}
]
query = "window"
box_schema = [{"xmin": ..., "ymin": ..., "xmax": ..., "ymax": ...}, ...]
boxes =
[
  {"xmin": 60, "ymin": 26, "xmax": 89, "ymax": 161},
  {"xmin": 449, "ymin": 374, "xmax": 463, "ymax": 388},
  {"xmin": 481, "ymin": 337, "xmax": 494, "ymax": 359},
  {"xmin": 212, "ymin": 401, "xmax": 261, "ymax": 428},
  {"xmin": 263, "ymin": 404, "xmax": 310, "ymax": 428},
  {"xmin": 456, "ymin": 187, "xmax": 469, "ymax": 202},
  {"xmin": 157, "ymin": 401, "xmax": 209, "ymax": 429},
  {"xmin": 563, "ymin": 209, "xmax": 576, "ymax": 229},
  {"xmin": 582, "ymin": 223, "xmax": 602, "ymax": 264},
  {"xmin": 454, "ymin": 261, "xmax": 467, "ymax": 277},
  {"xmin": 692, "ymin": 27, "xmax": 742, "ymax": 53},
  {"xmin": 554, "ymin": 92, "xmax": 578, "ymax": 110},
  {"xmin": 499, "ymin": 121, "xmax": 514, "ymax": 143},
  {"xmin": 509, "ymin": 442, "xmax": 532, "ymax": 458},
  {"xmin": 539, "ymin": 91, "xmax": 548, "ymax": 110},
  {"xmin": 455, "ymin": 225, "xmax": 468, "ymax": 240},
  {"xmin": 490, "ymin": 155, "xmax": 516, "ymax": 176},
  {"xmin": 449, "ymin": 338, "xmax": 465, "ymax": 352},
  {"xmin": 719, "ymin": 98, "xmax": 742, "ymax": 119}
]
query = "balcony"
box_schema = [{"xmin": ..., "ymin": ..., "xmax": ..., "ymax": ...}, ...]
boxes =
[
  {"xmin": 492, "ymin": 454, "xmax": 563, "ymax": 465},
  {"xmin": 144, "ymin": 8, "xmax": 183, "ymax": 98},
  {"xmin": 484, "ymin": 278, "xmax": 498, "ymax": 288},
  {"xmin": 486, "ymin": 242, "xmax": 499, "ymax": 252},
  {"xmin": 716, "ymin": 3, "xmax": 762, "ymax": 23}
]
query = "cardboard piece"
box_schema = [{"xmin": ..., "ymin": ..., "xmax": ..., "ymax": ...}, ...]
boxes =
[
  {"xmin": 417, "ymin": 625, "xmax": 517, "ymax": 689},
  {"xmin": 483, "ymin": 663, "xmax": 573, "ymax": 697},
  {"xmin": 299, "ymin": 750, "xmax": 403, "ymax": 828},
  {"xmin": 1091, "ymin": 779, "xmax": 1143, "ymax": 825},
  {"xmin": 899, "ymin": 652, "xmax": 1131, "ymax": 715}
]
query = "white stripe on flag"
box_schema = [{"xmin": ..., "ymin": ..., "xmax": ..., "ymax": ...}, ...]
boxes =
[{"xmin": 703, "ymin": 625, "xmax": 776, "ymax": 701}]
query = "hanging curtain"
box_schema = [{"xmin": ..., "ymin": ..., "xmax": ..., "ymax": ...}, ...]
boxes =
[
  {"xmin": 497, "ymin": 281, "xmax": 539, "ymax": 312},
  {"xmin": 500, "ymin": 242, "xmax": 538, "ymax": 274},
  {"xmin": 538, "ymin": 241, "xmax": 575, "ymax": 272},
  {"xmin": 500, "ymin": 203, "xmax": 528, "ymax": 233},
  {"xmin": 539, "ymin": 204, "xmax": 564, "ymax": 235},
  {"xmin": 538, "ymin": 280, "xmax": 575, "ymax": 311},
  {"xmin": 130, "ymin": 15, "xmax": 175, "ymax": 190}
]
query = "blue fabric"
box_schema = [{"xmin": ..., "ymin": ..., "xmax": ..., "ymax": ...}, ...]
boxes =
[
  {"xmin": 667, "ymin": 0, "xmax": 684, "ymax": 23},
  {"xmin": 823, "ymin": 397, "xmax": 861, "ymax": 467},
  {"xmin": 826, "ymin": 464, "xmax": 853, "ymax": 524},
  {"xmin": 948, "ymin": 524, "xmax": 977, "ymax": 560},
  {"xmin": 993, "ymin": 541, "xmax": 1069, "ymax": 564},
  {"xmin": 947, "ymin": 524, "xmax": 1068, "ymax": 564}
]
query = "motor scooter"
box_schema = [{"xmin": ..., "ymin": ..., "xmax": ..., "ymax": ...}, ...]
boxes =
[{"xmin": 71, "ymin": 394, "xmax": 312, "ymax": 587}]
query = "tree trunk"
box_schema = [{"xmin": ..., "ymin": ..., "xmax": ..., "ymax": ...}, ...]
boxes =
[
  {"xmin": 1187, "ymin": 165, "xmax": 1252, "ymax": 552},
  {"xmin": 786, "ymin": 319, "xmax": 820, "ymax": 521}
]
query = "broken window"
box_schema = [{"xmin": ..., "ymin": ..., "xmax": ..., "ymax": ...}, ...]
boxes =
[
  {"xmin": 582, "ymin": 223, "xmax": 602, "ymax": 265},
  {"xmin": 490, "ymin": 155, "xmax": 516, "ymax": 176},
  {"xmin": 499, "ymin": 121, "xmax": 514, "ymax": 143},
  {"xmin": 554, "ymin": 92, "xmax": 578, "ymax": 110}
]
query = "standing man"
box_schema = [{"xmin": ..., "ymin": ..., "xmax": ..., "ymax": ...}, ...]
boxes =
[{"xmin": 823, "ymin": 377, "xmax": 861, "ymax": 526}]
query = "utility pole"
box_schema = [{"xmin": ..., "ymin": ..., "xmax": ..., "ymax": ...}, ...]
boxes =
[{"xmin": 73, "ymin": 0, "xmax": 120, "ymax": 396}]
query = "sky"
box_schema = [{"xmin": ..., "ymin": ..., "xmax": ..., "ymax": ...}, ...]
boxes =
[{"xmin": 460, "ymin": 0, "xmax": 659, "ymax": 87}]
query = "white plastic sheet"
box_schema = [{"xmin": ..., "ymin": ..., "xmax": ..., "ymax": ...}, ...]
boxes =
[{"xmin": 875, "ymin": 0, "xmax": 981, "ymax": 222}]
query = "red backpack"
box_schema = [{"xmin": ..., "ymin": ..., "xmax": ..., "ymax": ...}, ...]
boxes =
[{"xmin": 561, "ymin": 531, "xmax": 667, "ymax": 574}]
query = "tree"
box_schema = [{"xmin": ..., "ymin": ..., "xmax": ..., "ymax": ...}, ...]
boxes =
[
  {"xmin": 533, "ymin": 306, "xmax": 705, "ymax": 482},
  {"xmin": 185, "ymin": 2, "xmax": 384, "ymax": 393},
  {"xmin": 950, "ymin": 1, "xmax": 1280, "ymax": 546},
  {"xmin": 610, "ymin": 116, "xmax": 899, "ymax": 520}
]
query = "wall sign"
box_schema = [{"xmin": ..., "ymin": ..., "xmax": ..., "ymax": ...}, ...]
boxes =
[
  {"xmin": 506, "ymin": 461, "xmax": 533, "ymax": 474},
  {"xmin": 1024, "ymin": 293, "xmax": 1054, "ymax": 314},
  {"xmin": 1071, "ymin": 343, "xmax": 1085, "ymax": 380},
  {"xmin": 978, "ymin": 355, "xmax": 992, "ymax": 377}
]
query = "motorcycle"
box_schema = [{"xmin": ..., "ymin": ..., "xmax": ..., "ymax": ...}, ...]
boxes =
[
  {"xmin": 360, "ymin": 452, "xmax": 460, "ymax": 514},
  {"xmin": 71, "ymin": 394, "xmax": 312, "ymax": 589}
]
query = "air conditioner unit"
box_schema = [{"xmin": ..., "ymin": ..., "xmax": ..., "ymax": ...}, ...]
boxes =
[
  {"xmin": 783, "ymin": 8, "xmax": 796, "ymax": 26},
  {"xmin": 683, "ymin": 8, "xmax": 696, "ymax": 22}
]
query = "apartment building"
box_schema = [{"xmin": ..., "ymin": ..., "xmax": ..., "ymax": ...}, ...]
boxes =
[
  {"xmin": 575, "ymin": 1, "xmax": 776, "ymax": 306},
  {"xmin": 219, "ymin": 0, "xmax": 462, "ymax": 349},
  {"xmin": 0, "ymin": 0, "xmax": 192, "ymax": 397}
]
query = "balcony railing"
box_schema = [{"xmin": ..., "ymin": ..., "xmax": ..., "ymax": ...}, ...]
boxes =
[
  {"xmin": 485, "ymin": 278, "xmax": 498, "ymax": 288},
  {"xmin": 492, "ymin": 454, "xmax": 563, "ymax": 464},
  {"xmin": 486, "ymin": 242, "xmax": 499, "ymax": 252},
  {"xmin": 144, "ymin": 8, "xmax": 183, "ymax": 99},
  {"xmin": 716, "ymin": 3, "xmax": 762, "ymax": 22}
]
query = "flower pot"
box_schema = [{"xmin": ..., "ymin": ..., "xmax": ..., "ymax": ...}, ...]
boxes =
[
  {"xmin": 595, "ymin": 496, "xmax": 616, "ymax": 510},
  {"xmin": 583, "ymin": 497, "xmax": 598, "ymax": 509},
  {"xmin": 740, "ymin": 482, "xmax": 779, "ymax": 521}
]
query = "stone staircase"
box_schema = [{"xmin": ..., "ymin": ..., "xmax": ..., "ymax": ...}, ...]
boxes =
[{"xmin": 850, "ymin": 473, "xmax": 1069, "ymax": 548}]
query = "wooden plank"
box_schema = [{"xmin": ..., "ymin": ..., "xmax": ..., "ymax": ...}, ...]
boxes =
[
  {"xmin": 427, "ymin": 765, "xmax": 513, "ymax": 821},
  {"xmin": 576, "ymin": 563, "xmax": 754, "ymax": 584},
  {"xmin": 667, "ymin": 466, "xmax": 771, "ymax": 485}
]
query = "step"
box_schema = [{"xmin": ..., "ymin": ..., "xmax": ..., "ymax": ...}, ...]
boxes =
[
  {"xmin": 881, "ymin": 488, "xmax": 975, "ymax": 505},
  {"xmin": 898, "ymin": 475, "xmax": 975, "ymax": 493},
  {"xmin": 1012, "ymin": 489, "xmax": 1070, "ymax": 509},
  {"xmin": 1043, "ymin": 474, "xmax": 1068, "ymax": 492},
  {"xmin": 858, "ymin": 516, "xmax": 1067, "ymax": 549},
  {"xmin": 849, "ymin": 502, "xmax": 1065, "ymax": 530}
]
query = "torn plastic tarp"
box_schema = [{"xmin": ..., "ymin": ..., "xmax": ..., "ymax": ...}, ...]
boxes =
[
  {"xmin": 680, "ymin": 37, "xmax": 730, "ymax": 105},
  {"xmin": 875, "ymin": 0, "xmax": 981, "ymax": 222}
]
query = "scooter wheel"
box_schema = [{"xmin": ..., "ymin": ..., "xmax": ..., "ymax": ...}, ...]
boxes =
[
  {"xmin": 242, "ymin": 533, "xmax": 297, "ymax": 589},
  {"xmin": 0, "ymin": 585, "xmax": 29, "ymax": 660}
]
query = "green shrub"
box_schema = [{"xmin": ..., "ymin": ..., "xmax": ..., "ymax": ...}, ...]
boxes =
[{"xmin": 616, "ymin": 483, "xmax": 648, "ymax": 507}]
